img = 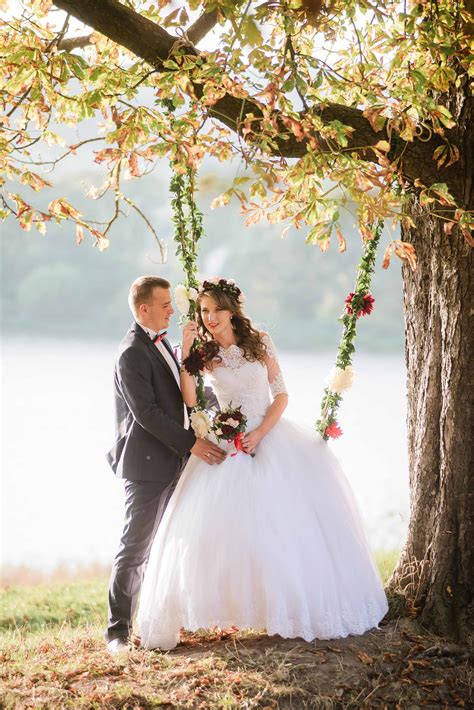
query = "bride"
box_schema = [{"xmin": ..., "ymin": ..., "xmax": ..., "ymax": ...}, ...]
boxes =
[{"xmin": 137, "ymin": 278, "xmax": 388, "ymax": 650}]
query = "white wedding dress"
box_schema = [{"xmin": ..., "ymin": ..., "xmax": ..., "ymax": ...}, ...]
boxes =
[{"xmin": 137, "ymin": 335, "xmax": 388, "ymax": 650}]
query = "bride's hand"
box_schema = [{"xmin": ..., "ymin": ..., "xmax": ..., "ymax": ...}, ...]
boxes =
[
  {"xmin": 182, "ymin": 321, "xmax": 199, "ymax": 358},
  {"xmin": 242, "ymin": 429, "xmax": 263, "ymax": 455}
]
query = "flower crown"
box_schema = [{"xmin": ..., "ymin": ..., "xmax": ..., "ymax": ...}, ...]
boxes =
[{"xmin": 200, "ymin": 277, "xmax": 246, "ymax": 305}]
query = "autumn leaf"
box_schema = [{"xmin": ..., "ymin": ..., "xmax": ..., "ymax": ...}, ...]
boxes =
[
  {"xmin": 210, "ymin": 190, "xmax": 232, "ymax": 210},
  {"xmin": 20, "ymin": 171, "xmax": 53, "ymax": 192},
  {"xmin": 357, "ymin": 651, "xmax": 374, "ymax": 665},
  {"xmin": 91, "ymin": 229, "xmax": 109, "ymax": 251},
  {"xmin": 373, "ymin": 140, "xmax": 390, "ymax": 152},
  {"xmin": 36, "ymin": 219, "xmax": 47, "ymax": 235},
  {"xmin": 128, "ymin": 153, "xmax": 140, "ymax": 178},
  {"xmin": 336, "ymin": 228, "xmax": 347, "ymax": 253},
  {"xmin": 393, "ymin": 240, "xmax": 417, "ymax": 271},
  {"xmin": 363, "ymin": 106, "xmax": 387, "ymax": 132},
  {"xmin": 359, "ymin": 224, "xmax": 375, "ymax": 241},
  {"xmin": 382, "ymin": 244, "xmax": 392, "ymax": 269}
]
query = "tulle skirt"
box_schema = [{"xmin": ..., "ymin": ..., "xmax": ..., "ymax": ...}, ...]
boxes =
[{"xmin": 137, "ymin": 417, "xmax": 388, "ymax": 650}]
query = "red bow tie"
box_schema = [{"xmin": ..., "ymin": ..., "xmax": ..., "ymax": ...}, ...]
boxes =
[{"xmin": 153, "ymin": 331, "xmax": 167, "ymax": 344}]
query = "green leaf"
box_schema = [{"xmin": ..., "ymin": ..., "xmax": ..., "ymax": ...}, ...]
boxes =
[{"xmin": 241, "ymin": 16, "xmax": 262, "ymax": 47}]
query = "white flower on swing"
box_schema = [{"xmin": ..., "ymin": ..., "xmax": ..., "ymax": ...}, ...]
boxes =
[
  {"xmin": 190, "ymin": 409, "xmax": 212, "ymax": 438},
  {"xmin": 174, "ymin": 284, "xmax": 191, "ymax": 315},
  {"xmin": 326, "ymin": 365, "xmax": 355, "ymax": 393}
]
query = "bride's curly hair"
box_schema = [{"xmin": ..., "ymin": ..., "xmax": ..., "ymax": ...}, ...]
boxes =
[{"xmin": 196, "ymin": 285, "xmax": 266, "ymax": 367}]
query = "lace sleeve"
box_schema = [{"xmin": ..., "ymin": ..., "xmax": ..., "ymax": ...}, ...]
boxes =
[{"xmin": 261, "ymin": 333, "xmax": 288, "ymax": 399}]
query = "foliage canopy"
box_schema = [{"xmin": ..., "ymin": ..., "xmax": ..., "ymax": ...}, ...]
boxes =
[{"xmin": 1, "ymin": 0, "xmax": 472, "ymax": 260}]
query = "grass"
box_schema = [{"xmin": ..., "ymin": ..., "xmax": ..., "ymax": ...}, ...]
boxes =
[{"xmin": 1, "ymin": 551, "xmax": 472, "ymax": 709}]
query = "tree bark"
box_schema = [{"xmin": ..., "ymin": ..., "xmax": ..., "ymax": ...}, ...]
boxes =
[{"xmin": 387, "ymin": 202, "xmax": 473, "ymax": 642}]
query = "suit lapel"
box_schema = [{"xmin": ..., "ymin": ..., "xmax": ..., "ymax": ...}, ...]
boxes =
[
  {"xmin": 162, "ymin": 337, "xmax": 180, "ymax": 368},
  {"xmin": 131, "ymin": 322, "xmax": 181, "ymax": 391}
]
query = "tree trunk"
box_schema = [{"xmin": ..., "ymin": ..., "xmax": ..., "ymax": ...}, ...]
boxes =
[{"xmin": 387, "ymin": 201, "xmax": 473, "ymax": 643}]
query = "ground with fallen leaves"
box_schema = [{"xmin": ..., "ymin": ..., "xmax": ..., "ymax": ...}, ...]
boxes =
[{"xmin": 1, "ymin": 572, "xmax": 472, "ymax": 708}]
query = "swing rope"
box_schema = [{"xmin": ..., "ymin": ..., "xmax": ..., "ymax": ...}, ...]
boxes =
[
  {"xmin": 170, "ymin": 167, "xmax": 206, "ymax": 410},
  {"xmin": 316, "ymin": 221, "xmax": 383, "ymax": 440},
  {"xmin": 169, "ymin": 164, "xmax": 383, "ymax": 440}
]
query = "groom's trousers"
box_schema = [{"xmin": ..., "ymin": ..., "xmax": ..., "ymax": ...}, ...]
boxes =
[{"xmin": 106, "ymin": 479, "xmax": 176, "ymax": 642}]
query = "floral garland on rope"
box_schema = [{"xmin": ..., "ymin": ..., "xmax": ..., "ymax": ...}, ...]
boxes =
[
  {"xmin": 316, "ymin": 220, "xmax": 383, "ymax": 441},
  {"xmin": 170, "ymin": 159, "xmax": 383, "ymax": 445},
  {"xmin": 169, "ymin": 166, "xmax": 207, "ymax": 411}
]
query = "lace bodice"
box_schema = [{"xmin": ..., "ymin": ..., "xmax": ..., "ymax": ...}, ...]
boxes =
[{"xmin": 207, "ymin": 333, "xmax": 287, "ymax": 427}]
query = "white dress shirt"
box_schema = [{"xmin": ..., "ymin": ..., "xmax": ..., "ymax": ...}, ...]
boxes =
[{"xmin": 137, "ymin": 323, "xmax": 189, "ymax": 429}]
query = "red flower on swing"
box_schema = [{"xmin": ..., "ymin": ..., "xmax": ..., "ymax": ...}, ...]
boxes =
[
  {"xmin": 325, "ymin": 421, "xmax": 343, "ymax": 439},
  {"xmin": 345, "ymin": 292, "xmax": 375, "ymax": 317}
]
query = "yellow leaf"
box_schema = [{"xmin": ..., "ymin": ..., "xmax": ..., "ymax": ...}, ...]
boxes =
[
  {"xmin": 210, "ymin": 190, "xmax": 231, "ymax": 210},
  {"xmin": 373, "ymin": 140, "xmax": 390, "ymax": 152},
  {"xmin": 318, "ymin": 237, "xmax": 330, "ymax": 252}
]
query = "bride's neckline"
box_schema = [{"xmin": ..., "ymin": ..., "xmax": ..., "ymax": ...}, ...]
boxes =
[{"xmin": 217, "ymin": 342, "xmax": 240, "ymax": 352}]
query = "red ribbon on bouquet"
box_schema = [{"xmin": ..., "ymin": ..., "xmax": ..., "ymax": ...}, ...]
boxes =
[{"xmin": 230, "ymin": 432, "xmax": 255, "ymax": 458}]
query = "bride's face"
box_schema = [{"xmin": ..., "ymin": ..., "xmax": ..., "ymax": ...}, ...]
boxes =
[{"xmin": 199, "ymin": 295, "xmax": 233, "ymax": 338}]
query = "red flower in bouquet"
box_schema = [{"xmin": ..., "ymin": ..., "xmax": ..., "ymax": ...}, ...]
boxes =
[
  {"xmin": 324, "ymin": 421, "xmax": 343, "ymax": 439},
  {"xmin": 212, "ymin": 405, "xmax": 254, "ymax": 457},
  {"xmin": 345, "ymin": 292, "xmax": 375, "ymax": 317}
]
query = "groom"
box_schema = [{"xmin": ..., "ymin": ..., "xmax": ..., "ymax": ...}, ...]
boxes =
[{"xmin": 105, "ymin": 276, "xmax": 226, "ymax": 653}]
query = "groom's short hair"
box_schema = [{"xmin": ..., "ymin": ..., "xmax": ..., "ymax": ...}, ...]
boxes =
[{"xmin": 128, "ymin": 276, "xmax": 171, "ymax": 317}]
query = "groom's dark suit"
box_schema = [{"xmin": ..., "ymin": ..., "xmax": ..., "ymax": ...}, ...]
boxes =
[{"xmin": 106, "ymin": 322, "xmax": 196, "ymax": 642}]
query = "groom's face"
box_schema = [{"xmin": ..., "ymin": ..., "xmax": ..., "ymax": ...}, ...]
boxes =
[{"xmin": 139, "ymin": 287, "xmax": 174, "ymax": 332}]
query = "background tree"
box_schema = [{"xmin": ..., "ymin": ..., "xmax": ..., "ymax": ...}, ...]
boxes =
[{"xmin": 1, "ymin": 0, "xmax": 472, "ymax": 641}]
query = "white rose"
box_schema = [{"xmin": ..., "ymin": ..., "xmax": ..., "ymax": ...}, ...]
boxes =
[
  {"xmin": 214, "ymin": 427, "xmax": 223, "ymax": 436},
  {"xmin": 174, "ymin": 284, "xmax": 190, "ymax": 315},
  {"xmin": 326, "ymin": 365, "xmax": 355, "ymax": 393},
  {"xmin": 208, "ymin": 276, "xmax": 220, "ymax": 284},
  {"xmin": 238, "ymin": 293, "xmax": 246, "ymax": 305},
  {"xmin": 226, "ymin": 418, "xmax": 240, "ymax": 428},
  {"xmin": 190, "ymin": 410, "xmax": 212, "ymax": 438},
  {"xmin": 188, "ymin": 287, "xmax": 198, "ymax": 301}
]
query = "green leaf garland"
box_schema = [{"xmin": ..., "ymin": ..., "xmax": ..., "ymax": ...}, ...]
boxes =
[
  {"xmin": 316, "ymin": 221, "xmax": 383, "ymax": 440},
  {"xmin": 170, "ymin": 166, "xmax": 206, "ymax": 410}
]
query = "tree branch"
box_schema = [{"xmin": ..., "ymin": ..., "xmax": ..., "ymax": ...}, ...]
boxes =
[
  {"xmin": 51, "ymin": 0, "xmax": 464, "ymax": 204},
  {"xmin": 57, "ymin": 34, "xmax": 92, "ymax": 51},
  {"xmin": 187, "ymin": 8, "xmax": 219, "ymax": 45}
]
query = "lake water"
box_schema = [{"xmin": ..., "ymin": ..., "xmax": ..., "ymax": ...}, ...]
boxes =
[{"xmin": 1, "ymin": 338, "xmax": 409, "ymax": 572}]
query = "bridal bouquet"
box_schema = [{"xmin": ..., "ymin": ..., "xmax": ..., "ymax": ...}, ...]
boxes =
[{"xmin": 212, "ymin": 404, "xmax": 255, "ymax": 457}]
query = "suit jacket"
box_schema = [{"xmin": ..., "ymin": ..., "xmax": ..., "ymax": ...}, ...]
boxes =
[{"xmin": 107, "ymin": 322, "xmax": 196, "ymax": 483}]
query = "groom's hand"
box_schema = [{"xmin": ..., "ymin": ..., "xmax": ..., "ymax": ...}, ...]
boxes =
[{"xmin": 191, "ymin": 438, "xmax": 227, "ymax": 465}]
